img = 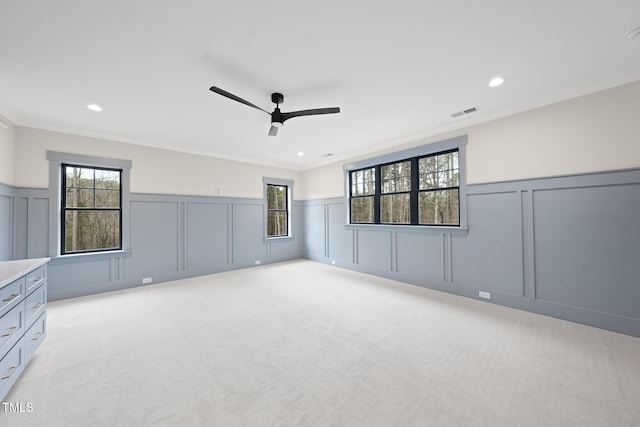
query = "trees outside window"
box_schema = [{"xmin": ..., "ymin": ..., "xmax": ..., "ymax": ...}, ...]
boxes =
[
  {"xmin": 350, "ymin": 167, "xmax": 375, "ymax": 223},
  {"xmin": 62, "ymin": 164, "xmax": 122, "ymax": 254},
  {"xmin": 349, "ymin": 149, "xmax": 460, "ymax": 226},
  {"xmin": 266, "ymin": 184, "xmax": 288, "ymax": 237},
  {"xmin": 418, "ymin": 150, "xmax": 459, "ymax": 225},
  {"xmin": 263, "ymin": 177, "xmax": 294, "ymax": 240},
  {"xmin": 381, "ymin": 161, "xmax": 411, "ymax": 224}
]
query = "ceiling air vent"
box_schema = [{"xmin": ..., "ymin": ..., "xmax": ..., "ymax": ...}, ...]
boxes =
[
  {"xmin": 451, "ymin": 106, "xmax": 478, "ymax": 118},
  {"xmin": 322, "ymin": 153, "xmax": 335, "ymax": 157}
]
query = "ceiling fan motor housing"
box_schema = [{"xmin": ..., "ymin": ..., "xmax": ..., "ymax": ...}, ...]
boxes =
[
  {"xmin": 271, "ymin": 92, "xmax": 284, "ymax": 105},
  {"xmin": 271, "ymin": 108, "xmax": 284, "ymax": 126}
]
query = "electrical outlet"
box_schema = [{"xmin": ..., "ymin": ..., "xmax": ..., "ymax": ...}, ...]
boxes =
[
  {"xmin": 142, "ymin": 277, "xmax": 152, "ymax": 284},
  {"xmin": 255, "ymin": 260, "xmax": 261, "ymax": 265},
  {"xmin": 331, "ymin": 260, "xmax": 336, "ymax": 265},
  {"xmin": 479, "ymin": 290, "xmax": 491, "ymax": 299}
]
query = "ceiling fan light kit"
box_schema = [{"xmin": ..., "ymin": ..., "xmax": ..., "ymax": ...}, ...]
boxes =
[{"xmin": 210, "ymin": 86, "xmax": 340, "ymax": 136}]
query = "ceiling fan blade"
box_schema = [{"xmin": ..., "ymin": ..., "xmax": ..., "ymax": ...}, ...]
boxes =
[
  {"xmin": 281, "ymin": 107, "xmax": 340, "ymax": 123},
  {"xmin": 209, "ymin": 86, "xmax": 269, "ymax": 114},
  {"xmin": 268, "ymin": 125, "xmax": 279, "ymax": 136}
]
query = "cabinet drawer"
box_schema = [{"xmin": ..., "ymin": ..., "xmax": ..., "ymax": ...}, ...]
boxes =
[
  {"xmin": 25, "ymin": 284, "xmax": 46, "ymax": 328},
  {"xmin": 0, "ymin": 340, "xmax": 24, "ymax": 398},
  {"xmin": 24, "ymin": 313, "xmax": 46, "ymax": 361},
  {"xmin": 0, "ymin": 303, "xmax": 25, "ymax": 359},
  {"xmin": 26, "ymin": 265, "xmax": 47, "ymax": 295},
  {"xmin": 0, "ymin": 278, "xmax": 24, "ymax": 319}
]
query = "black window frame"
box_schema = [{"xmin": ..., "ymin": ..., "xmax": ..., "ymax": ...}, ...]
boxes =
[
  {"xmin": 349, "ymin": 166, "xmax": 377, "ymax": 224},
  {"xmin": 348, "ymin": 148, "xmax": 461, "ymax": 227},
  {"xmin": 379, "ymin": 159, "xmax": 413, "ymax": 224},
  {"xmin": 266, "ymin": 183, "xmax": 289, "ymax": 238},
  {"xmin": 416, "ymin": 148, "xmax": 460, "ymax": 226},
  {"xmin": 61, "ymin": 163, "xmax": 123, "ymax": 255}
]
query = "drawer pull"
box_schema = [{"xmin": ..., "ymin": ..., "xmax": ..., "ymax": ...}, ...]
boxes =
[
  {"xmin": 31, "ymin": 275, "xmax": 45, "ymax": 282},
  {"xmin": 1, "ymin": 326, "xmax": 17, "ymax": 337},
  {"xmin": 2, "ymin": 293, "xmax": 19, "ymax": 303},
  {"xmin": 1, "ymin": 365, "xmax": 17, "ymax": 380},
  {"xmin": 32, "ymin": 301, "xmax": 45, "ymax": 309},
  {"xmin": 31, "ymin": 331, "xmax": 43, "ymax": 341}
]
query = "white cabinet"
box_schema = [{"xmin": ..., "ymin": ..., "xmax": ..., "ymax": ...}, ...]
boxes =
[{"xmin": 0, "ymin": 258, "xmax": 49, "ymax": 401}]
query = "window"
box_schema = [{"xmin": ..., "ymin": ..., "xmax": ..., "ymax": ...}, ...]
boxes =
[
  {"xmin": 263, "ymin": 177, "xmax": 294, "ymax": 239},
  {"xmin": 418, "ymin": 150, "xmax": 459, "ymax": 225},
  {"xmin": 47, "ymin": 151, "xmax": 131, "ymax": 257},
  {"xmin": 61, "ymin": 164, "xmax": 122, "ymax": 254},
  {"xmin": 350, "ymin": 167, "xmax": 375, "ymax": 223},
  {"xmin": 346, "ymin": 136, "xmax": 466, "ymax": 228},
  {"xmin": 381, "ymin": 160, "xmax": 411, "ymax": 224},
  {"xmin": 266, "ymin": 184, "xmax": 288, "ymax": 237}
]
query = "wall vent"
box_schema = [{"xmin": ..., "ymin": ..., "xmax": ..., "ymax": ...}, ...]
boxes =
[{"xmin": 451, "ymin": 106, "xmax": 478, "ymax": 118}]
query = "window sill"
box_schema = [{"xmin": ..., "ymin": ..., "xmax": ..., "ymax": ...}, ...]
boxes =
[
  {"xmin": 50, "ymin": 250, "xmax": 132, "ymax": 265},
  {"xmin": 345, "ymin": 224, "xmax": 468, "ymax": 235},
  {"xmin": 264, "ymin": 236, "xmax": 295, "ymax": 243}
]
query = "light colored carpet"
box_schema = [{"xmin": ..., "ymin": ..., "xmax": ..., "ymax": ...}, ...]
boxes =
[{"xmin": 3, "ymin": 259, "xmax": 640, "ymax": 426}]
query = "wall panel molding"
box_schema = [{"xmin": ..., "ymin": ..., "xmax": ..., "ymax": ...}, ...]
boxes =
[
  {"xmin": 303, "ymin": 168, "xmax": 640, "ymax": 337},
  {"xmin": 0, "ymin": 183, "xmax": 15, "ymax": 261},
  {"xmin": 10, "ymin": 190, "xmax": 302, "ymax": 301},
  {"xmin": 521, "ymin": 189, "xmax": 536, "ymax": 299},
  {"xmin": 14, "ymin": 188, "xmax": 49, "ymax": 260},
  {"xmin": 7, "ymin": 167, "xmax": 640, "ymax": 337}
]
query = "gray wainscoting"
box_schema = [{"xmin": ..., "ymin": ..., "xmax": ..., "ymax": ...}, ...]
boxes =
[
  {"xmin": 9, "ymin": 191, "xmax": 302, "ymax": 301},
  {"xmin": 5, "ymin": 168, "xmax": 639, "ymax": 337},
  {"xmin": 303, "ymin": 168, "xmax": 640, "ymax": 337},
  {"xmin": 14, "ymin": 188, "xmax": 50, "ymax": 260},
  {"xmin": 0, "ymin": 183, "xmax": 16, "ymax": 261}
]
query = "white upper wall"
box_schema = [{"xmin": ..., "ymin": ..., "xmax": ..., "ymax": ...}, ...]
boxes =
[
  {"xmin": 469, "ymin": 80, "xmax": 640, "ymax": 184},
  {"xmin": 302, "ymin": 81, "xmax": 640, "ymax": 200},
  {"xmin": 0, "ymin": 115, "xmax": 16, "ymax": 186},
  {"xmin": 13, "ymin": 127, "xmax": 302, "ymax": 200}
]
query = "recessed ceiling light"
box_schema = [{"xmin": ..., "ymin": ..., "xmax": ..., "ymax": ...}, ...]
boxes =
[
  {"xmin": 87, "ymin": 103, "xmax": 103, "ymax": 112},
  {"xmin": 488, "ymin": 76, "xmax": 505, "ymax": 87},
  {"xmin": 297, "ymin": 152, "xmax": 305, "ymax": 157}
]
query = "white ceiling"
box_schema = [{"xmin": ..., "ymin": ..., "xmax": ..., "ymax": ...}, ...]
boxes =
[{"xmin": 1, "ymin": 1, "xmax": 639, "ymax": 170}]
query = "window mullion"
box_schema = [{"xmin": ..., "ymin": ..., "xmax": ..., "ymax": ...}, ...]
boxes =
[
  {"xmin": 410, "ymin": 158, "xmax": 419, "ymax": 225},
  {"xmin": 92, "ymin": 169, "xmax": 96, "ymax": 208},
  {"xmin": 374, "ymin": 165, "xmax": 381, "ymax": 224}
]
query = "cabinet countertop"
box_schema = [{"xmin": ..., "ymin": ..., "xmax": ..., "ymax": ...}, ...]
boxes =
[{"xmin": 0, "ymin": 258, "xmax": 50, "ymax": 289}]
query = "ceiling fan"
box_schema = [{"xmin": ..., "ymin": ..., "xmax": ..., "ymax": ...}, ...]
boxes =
[{"xmin": 209, "ymin": 86, "xmax": 340, "ymax": 136}]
